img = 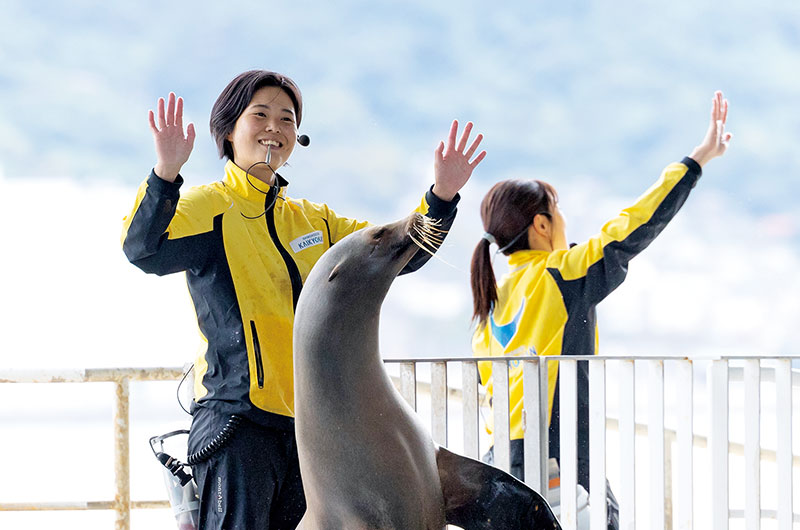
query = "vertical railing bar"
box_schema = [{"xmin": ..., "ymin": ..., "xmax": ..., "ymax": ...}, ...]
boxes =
[
  {"xmin": 649, "ymin": 360, "xmax": 666, "ymax": 530},
  {"xmin": 775, "ymin": 359, "xmax": 793, "ymax": 530},
  {"xmin": 589, "ymin": 358, "xmax": 607, "ymax": 530},
  {"xmin": 523, "ymin": 359, "xmax": 544, "ymax": 489},
  {"xmin": 665, "ymin": 430, "xmax": 674, "ymax": 530},
  {"xmin": 399, "ymin": 362, "xmax": 417, "ymax": 411},
  {"xmin": 619, "ymin": 359, "xmax": 636, "ymax": 530},
  {"xmin": 674, "ymin": 360, "xmax": 693, "ymax": 530},
  {"xmin": 492, "ymin": 360, "xmax": 511, "ymax": 473},
  {"xmin": 431, "ymin": 362, "xmax": 448, "ymax": 446},
  {"xmin": 539, "ymin": 356, "xmax": 550, "ymax": 496},
  {"xmin": 560, "ymin": 358, "xmax": 578, "ymax": 530},
  {"xmin": 114, "ymin": 378, "xmax": 131, "ymax": 530},
  {"xmin": 462, "ymin": 361, "xmax": 480, "ymax": 459},
  {"xmin": 743, "ymin": 358, "xmax": 761, "ymax": 530},
  {"xmin": 709, "ymin": 359, "xmax": 729, "ymax": 530}
]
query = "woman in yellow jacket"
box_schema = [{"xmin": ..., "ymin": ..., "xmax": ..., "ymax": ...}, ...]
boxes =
[
  {"xmin": 123, "ymin": 70, "xmax": 485, "ymax": 530},
  {"xmin": 470, "ymin": 91, "xmax": 732, "ymax": 529}
]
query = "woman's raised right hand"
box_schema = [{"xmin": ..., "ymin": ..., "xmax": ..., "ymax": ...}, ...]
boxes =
[
  {"xmin": 689, "ymin": 90, "xmax": 733, "ymax": 168},
  {"xmin": 149, "ymin": 92, "xmax": 196, "ymax": 183}
]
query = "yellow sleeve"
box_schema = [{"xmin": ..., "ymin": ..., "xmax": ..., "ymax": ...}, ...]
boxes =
[{"xmin": 547, "ymin": 158, "xmax": 701, "ymax": 305}]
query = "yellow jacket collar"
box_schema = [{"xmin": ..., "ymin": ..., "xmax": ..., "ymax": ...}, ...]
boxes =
[
  {"xmin": 507, "ymin": 249, "xmax": 550, "ymax": 269},
  {"xmin": 223, "ymin": 160, "xmax": 289, "ymax": 202}
]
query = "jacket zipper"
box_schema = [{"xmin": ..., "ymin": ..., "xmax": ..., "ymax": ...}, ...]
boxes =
[
  {"xmin": 250, "ymin": 320, "xmax": 265, "ymax": 389},
  {"xmin": 264, "ymin": 192, "xmax": 304, "ymax": 310}
]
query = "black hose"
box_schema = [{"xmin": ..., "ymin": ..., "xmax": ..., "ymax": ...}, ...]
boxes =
[{"xmin": 186, "ymin": 415, "xmax": 243, "ymax": 466}]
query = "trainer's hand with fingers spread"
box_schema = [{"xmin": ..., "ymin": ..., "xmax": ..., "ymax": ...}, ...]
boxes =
[
  {"xmin": 432, "ymin": 120, "xmax": 487, "ymax": 202},
  {"xmin": 149, "ymin": 92, "xmax": 196, "ymax": 183},
  {"xmin": 690, "ymin": 90, "xmax": 733, "ymax": 168}
]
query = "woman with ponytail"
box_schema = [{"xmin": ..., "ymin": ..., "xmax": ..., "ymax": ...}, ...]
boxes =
[{"xmin": 471, "ymin": 91, "xmax": 733, "ymax": 529}]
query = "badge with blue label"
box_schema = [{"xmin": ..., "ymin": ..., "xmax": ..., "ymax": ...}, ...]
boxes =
[{"xmin": 290, "ymin": 230, "xmax": 324, "ymax": 253}]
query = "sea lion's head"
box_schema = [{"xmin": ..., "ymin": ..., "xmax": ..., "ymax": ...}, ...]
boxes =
[{"xmin": 303, "ymin": 212, "xmax": 446, "ymax": 309}]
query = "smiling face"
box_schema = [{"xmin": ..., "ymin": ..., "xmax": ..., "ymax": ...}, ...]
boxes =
[{"xmin": 227, "ymin": 85, "xmax": 298, "ymax": 183}]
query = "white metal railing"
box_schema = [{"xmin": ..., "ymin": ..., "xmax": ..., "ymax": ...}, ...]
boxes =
[
  {"xmin": 0, "ymin": 368, "xmax": 181, "ymax": 529},
  {"xmin": 1, "ymin": 356, "xmax": 798, "ymax": 530},
  {"xmin": 384, "ymin": 355, "xmax": 799, "ymax": 530}
]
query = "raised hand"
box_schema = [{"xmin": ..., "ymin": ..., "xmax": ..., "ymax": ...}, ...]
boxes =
[
  {"xmin": 149, "ymin": 92, "xmax": 196, "ymax": 183},
  {"xmin": 690, "ymin": 90, "xmax": 733, "ymax": 167},
  {"xmin": 432, "ymin": 120, "xmax": 487, "ymax": 202}
]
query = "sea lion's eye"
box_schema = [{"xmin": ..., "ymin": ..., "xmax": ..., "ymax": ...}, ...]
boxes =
[
  {"xmin": 328, "ymin": 264, "xmax": 341, "ymax": 282},
  {"xmin": 373, "ymin": 228, "xmax": 385, "ymax": 240}
]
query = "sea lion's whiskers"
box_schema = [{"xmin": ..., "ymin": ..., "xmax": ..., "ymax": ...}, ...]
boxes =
[
  {"xmin": 411, "ymin": 223, "xmax": 444, "ymax": 250},
  {"xmin": 408, "ymin": 217, "xmax": 460, "ymax": 270},
  {"xmin": 414, "ymin": 216, "xmax": 448, "ymax": 241},
  {"xmin": 409, "ymin": 232, "xmax": 438, "ymax": 258},
  {"xmin": 417, "ymin": 216, "xmax": 449, "ymax": 233},
  {"xmin": 412, "ymin": 227, "xmax": 445, "ymax": 248}
]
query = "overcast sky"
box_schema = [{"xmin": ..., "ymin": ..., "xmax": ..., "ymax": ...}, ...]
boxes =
[{"xmin": 2, "ymin": 0, "xmax": 800, "ymax": 368}]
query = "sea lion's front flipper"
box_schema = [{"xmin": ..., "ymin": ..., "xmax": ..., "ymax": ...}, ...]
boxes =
[{"xmin": 436, "ymin": 446, "xmax": 561, "ymax": 530}]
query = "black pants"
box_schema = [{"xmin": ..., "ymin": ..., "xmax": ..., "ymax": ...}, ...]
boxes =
[
  {"xmin": 188, "ymin": 408, "xmax": 306, "ymax": 530},
  {"xmin": 483, "ymin": 439, "xmax": 619, "ymax": 530}
]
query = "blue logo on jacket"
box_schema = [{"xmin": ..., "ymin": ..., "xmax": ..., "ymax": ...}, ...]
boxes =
[{"xmin": 489, "ymin": 300, "xmax": 525, "ymax": 350}]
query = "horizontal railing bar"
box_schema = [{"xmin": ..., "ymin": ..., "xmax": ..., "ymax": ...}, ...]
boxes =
[
  {"xmin": 385, "ymin": 355, "xmax": 800, "ymax": 362},
  {"xmin": 610, "ymin": 419, "xmax": 800, "ymax": 467},
  {"xmin": 0, "ymin": 500, "xmax": 169, "ymax": 511},
  {"xmin": 729, "ymin": 366, "xmax": 800, "ymax": 386},
  {"xmin": 132, "ymin": 500, "xmax": 171, "ymax": 509},
  {"xmin": 728, "ymin": 509, "xmax": 800, "ymax": 523},
  {"xmin": 0, "ymin": 367, "xmax": 186, "ymax": 383},
  {"xmin": 8, "ymin": 502, "xmax": 796, "ymax": 521},
  {"xmin": 386, "ymin": 358, "xmax": 800, "ymax": 387},
  {"xmin": 0, "ymin": 368, "xmax": 474, "ymax": 399},
  {"xmin": 3, "ymin": 359, "xmax": 798, "ymax": 384}
]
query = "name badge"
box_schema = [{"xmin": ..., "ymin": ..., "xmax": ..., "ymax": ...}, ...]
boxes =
[{"xmin": 290, "ymin": 230, "xmax": 324, "ymax": 253}]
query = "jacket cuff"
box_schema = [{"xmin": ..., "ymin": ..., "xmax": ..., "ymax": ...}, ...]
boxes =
[
  {"xmin": 681, "ymin": 156, "xmax": 703, "ymax": 179},
  {"xmin": 425, "ymin": 185, "xmax": 460, "ymax": 218},
  {"xmin": 148, "ymin": 169, "xmax": 184, "ymax": 196}
]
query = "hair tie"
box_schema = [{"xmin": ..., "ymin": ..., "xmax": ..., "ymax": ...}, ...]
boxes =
[{"xmin": 482, "ymin": 232, "xmax": 497, "ymax": 245}]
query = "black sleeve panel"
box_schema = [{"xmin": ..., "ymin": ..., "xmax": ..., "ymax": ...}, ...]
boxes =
[
  {"xmin": 123, "ymin": 171, "xmax": 213, "ymax": 275},
  {"xmin": 580, "ymin": 157, "xmax": 701, "ymax": 307},
  {"xmin": 399, "ymin": 187, "xmax": 460, "ymax": 275}
]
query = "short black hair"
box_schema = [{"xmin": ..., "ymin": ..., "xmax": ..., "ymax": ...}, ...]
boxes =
[{"xmin": 209, "ymin": 70, "xmax": 303, "ymax": 160}]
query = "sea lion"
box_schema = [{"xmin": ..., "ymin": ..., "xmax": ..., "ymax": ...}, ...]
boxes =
[{"xmin": 293, "ymin": 212, "xmax": 561, "ymax": 530}]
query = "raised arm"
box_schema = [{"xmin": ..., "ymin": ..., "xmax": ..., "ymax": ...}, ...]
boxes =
[
  {"xmin": 431, "ymin": 120, "xmax": 487, "ymax": 201},
  {"xmin": 553, "ymin": 91, "xmax": 734, "ymax": 306},
  {"xmin": 689, "ymin": 90, "xmax": 733, "ymax": 167},
  {"xmin": 121, "ymin": 93, "xmax": 209, "ymax": 275},
  {"xmin": 149, "ymin": 92, "xmax": 196, "ymax": 182},
  {"xmin": 402, "ymin": 120, "xmax": 486, "ymax": 273}
]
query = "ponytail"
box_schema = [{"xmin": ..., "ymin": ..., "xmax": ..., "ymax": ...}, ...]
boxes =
[
  {"xmin": 470, "ymin": 237, "xmax": 498, "ymax": 326},
  {"xmin": 470, "ymin": 178, "xmax": 558, "ymax": 327}
]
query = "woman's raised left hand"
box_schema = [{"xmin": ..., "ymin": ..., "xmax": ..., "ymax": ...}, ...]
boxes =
[{"xmin": 432, "ymin": 120, "xmax": 487, "ymax": 201}]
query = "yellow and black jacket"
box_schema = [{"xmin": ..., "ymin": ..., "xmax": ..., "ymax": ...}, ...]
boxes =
[
  {"xmin": 122, "ymin": 160, "xmax": 459, "ymax": 429},
  {"xmin": 472, "ymin": 157, "xmax": 701, "ymax": 485}
]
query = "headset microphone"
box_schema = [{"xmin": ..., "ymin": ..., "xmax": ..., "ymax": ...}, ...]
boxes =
[{"xmin": 297, "ymin": 134, "xmax": 310, "ymax": 147}]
